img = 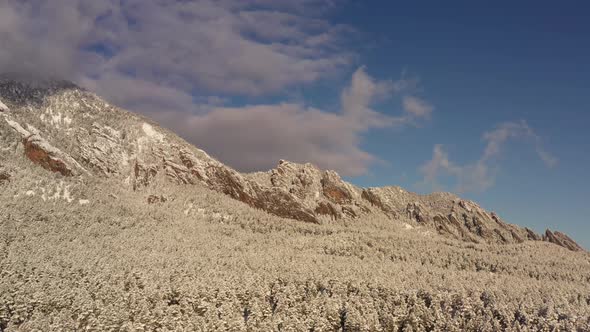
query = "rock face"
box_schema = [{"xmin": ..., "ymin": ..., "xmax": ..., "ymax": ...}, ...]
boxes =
[
  {"xmin": 360, "ymin": 187, "xmax": 538, "ymax": 245},
  {"xmin": 543, "ymin": 230, "xmax": 585, "ymax": 252},
  {"xmin": 0, "ymin": 77, "xmax": 584, "ymax": 252},
  {"xmin": 4, "ymin": 118, "xmax": 83, "ymax": 176},
  {"xmin": 23, "ymin": 134, "xmax": 74, "ymax": 176}
]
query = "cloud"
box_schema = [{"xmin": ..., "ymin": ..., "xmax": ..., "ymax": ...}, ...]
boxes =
[
  {"xmin": 0, "ymin": 0, "xmax": 351, "ymax": 98},
  {"xmin": 403, "ymin": 96, "xmax": 433, "ymax": 119},
  {"xmin": 420, "ymin": 121, "xmax": 557, "ymax": 192},
  {"xmin": 151, "ymin": 67, "xmax": 431, "ymax": 176},
  {"xmin": 0, "ymin": 1, "xmax": 434, "ymax": 176}
]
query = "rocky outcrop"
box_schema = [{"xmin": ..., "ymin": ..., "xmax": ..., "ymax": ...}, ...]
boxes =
[
  {"xmin": 4, "ymin": 118, "xmax": 84, "ymax": 176},
  {"xmin": 543, "ymin": 230, "xmax": 585, "ymax": 252},
  {"xmin": 359, "ymin": 187, "xmax": 545, "ymax": 246},
  {"xmin": 321, "ymin": 170, "xmax": 354, "ymax": 204},
  {"xmin": 132, "ymin": 153, "xmax": 357, "ymax": 224},
  {"xmin": 23, "ymin": 134, "xmax": 74, "ymax": 176},
  {"xmin": 76, "ymin": 123, "xmax": 129, "ymax": 175}
]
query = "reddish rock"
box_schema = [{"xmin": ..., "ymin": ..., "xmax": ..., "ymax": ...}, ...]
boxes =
[
  {"xmin": 23, "ymin": 136, "xmax": 73, "ymax": 176},
  {"xmin": 321, "ymin": 171, "xmax": 353, "ymax": 204}
]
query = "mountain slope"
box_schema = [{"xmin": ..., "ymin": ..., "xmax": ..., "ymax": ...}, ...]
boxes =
[
  {"xmin": 0, "ymin": 78, "xmax": 582, "ymax": 251},
  {"xmin": 1, "ymin": 78, "xmax": 589, "ymax": 331}
]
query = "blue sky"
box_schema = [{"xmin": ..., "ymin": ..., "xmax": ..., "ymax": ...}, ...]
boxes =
[
  {"xmin": 2, "ymin": 0, "xmax": 588, "ymax": 247},
  {"xmin": 334, "ymin": 1, "xmax": 590, "ymax": 247}
]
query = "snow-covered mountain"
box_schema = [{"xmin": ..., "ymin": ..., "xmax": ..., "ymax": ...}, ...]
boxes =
[{"xmin": 1, "ymin": 78, "xmax": 588, "ymax": 330}]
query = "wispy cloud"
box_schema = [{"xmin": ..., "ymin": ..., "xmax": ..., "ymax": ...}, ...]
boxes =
[
  {"xmin": 402, "ymin": 96, "xmax": 434, "ymax": 119},
  {"xmin": 420, "ymin": 120, "xmax": 557, "ymax": 192}
]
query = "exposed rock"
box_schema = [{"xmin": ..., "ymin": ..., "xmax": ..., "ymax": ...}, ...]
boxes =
[
  {"xmin": 458, "ymin": 200, "xmax": 472, "ymax": 212},
  {"xmin": 163, "ymin": 158, "xmax": 194, "ymax": 185},
  {"xmin": 5, "ymin": 117, "xmax": 85, "ymax": 176},
  {"xmin": 0, "ymin": 170, "xmax": 10, "ymax": 184},
  {"xmin": 356, "ymin": 186, "xmax": 558, "ymax": 247},
  {"xmin": 321, "ymin": 170, "xmax": 354, "ymax": 204},
  {"xmin": 406, "ymin": 202, "xmax": 428, "ymax": 223},
  {"xmin": 270, "ymin": 160, "xmax": 323, "ymax": 200},
  {"xmin": 361, "ymin": 188, "xmax": 398, "ymax": 218},
  {"xmin": 342, "ymin": 206, "xmax": 359, "ymax": 218},
  {"xmin": 525, "ymin": 228, "xmax": 542, "ymax": 241},
  {"xmin": 543, "ymin": 230, "xmax": 584, "ymax": 252},
  {"xmin": 315, "ymin": 201, "xmax": 341, "ymax": 220},
  {"xmin": 147, "ymin": 195, "xmax": 167, "ymax": 204},
  {"xmin": 206, "ymin": 165, "xmax": 257, "ymax": 204},
  {"xmin": 76, "ymin": 123, "xmax": 128, "ymax": 175},
  {"xmin": 252, "ymin": 187, "xmax": 319, "ymax": 224},
  {"xmin": 22, "ymin": 134, "xmax": 73, "ymax": 176},
  {"xmin": 133, "ymin": 162, "xmax": 159, "ymax": 190}
]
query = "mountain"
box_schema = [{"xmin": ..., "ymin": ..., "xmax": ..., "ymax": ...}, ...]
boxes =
[
  {"xmin": 0, "ymin": 78, "xmax": 589, "ymax": 330},
  {"xmin": 0, "ymin": 78, "xmax": 582, "ymax": 251}
]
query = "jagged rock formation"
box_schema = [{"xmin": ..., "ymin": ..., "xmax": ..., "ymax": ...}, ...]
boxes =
[
  {"xmin": 361, "ymin": 187, "xmax": 540, "ymax": 245},
  {"xmin": 0, "ymin": 77, "xmax": 584, "ymax": 252},
  {"xmin": 543, "ymin": 230, "xmax": 585, "ymax": 251}
]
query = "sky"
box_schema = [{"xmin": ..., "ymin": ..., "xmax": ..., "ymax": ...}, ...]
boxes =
[{"xmin": 0, "ymin": 1, "xmax": 588, "ymax": 248}]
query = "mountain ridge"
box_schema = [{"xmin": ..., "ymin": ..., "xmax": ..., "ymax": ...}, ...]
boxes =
[{"xmin": 0, "ymin": 77, "xmax": 583, "ymax": 252}]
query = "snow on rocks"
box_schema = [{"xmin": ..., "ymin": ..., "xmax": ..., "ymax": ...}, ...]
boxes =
[
  {"xmin": 0, "ymin": 98, "xmax": 8, "ymax": 112},
  {"xmin": 40, "ymin": 109, "xmax": 73, "ymax": 128},
  {"xmin": 5, "ymin": 117, "xmax": 87, "ymax": 176},
  {"xmin": 142, "ymin": 123, "xmax": 165, "ymax": 142},
  {"xmin": 40, "ymin": 181, "xmax": 74, "ymax": 203}
]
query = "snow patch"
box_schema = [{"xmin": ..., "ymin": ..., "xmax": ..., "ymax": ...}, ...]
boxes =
[
  {"xmin": 142, "ymin": 123, "xmax": 164, "ymax": 141},
  {"xmin": 39, "ymin": 181, "xmax": 75, "ymax": 203},
  {"xmin": 183, "ymin": 202, "xmax": 207, "ymax": 218},
  {"xmin": 0, "ymin": 99, "xmax": 9, "ymax": 112},
  {"xmin": 25, "ymin": 190, "xmax": 35, "ymax": 196},
  {"xmin": 183, "ymin": 203, "xmax": 194, "ymax": 216},
  {"xmin": 79, "ymin": 199, "xmax": 90, "ymax": 205},
  {"xmin": 5, "ymin": 118, "xmax": 31, "ymax": 137},
  {"xmin": 39, "ymin": 105, "xmax": 74, "ymax": 128},
  {"xmin": 63, "ymin": 185, "xmax": 74, "ymax": 203},
  {"xmin": 26, "ymin": 124, "xmax": 40, "ymax": 135}
]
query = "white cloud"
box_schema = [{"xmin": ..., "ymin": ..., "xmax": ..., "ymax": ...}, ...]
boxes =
[
  {"xmin": 420, "ymin": 121, "xmax": 557, "ymax": 192},
  {"xmin": 403, "ymin": 96, "xmax": 433, "ymax": 119},
  {"xmin": 0, "ymin": 1, "xmax": 434, "ymax": 176},
  {"xmin": 151, "ymin": 67, "xmax": 431, "ymax": 176},
  {"xmin": 0, "ymin": 0, "xmax": 351, "ymax": 98}
]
